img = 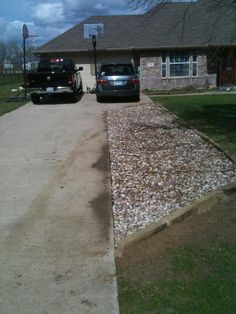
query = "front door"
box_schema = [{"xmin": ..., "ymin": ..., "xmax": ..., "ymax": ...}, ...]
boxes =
[{"xmin": 219, "ymin": 50, "xmax": 236, "ymax": 86}]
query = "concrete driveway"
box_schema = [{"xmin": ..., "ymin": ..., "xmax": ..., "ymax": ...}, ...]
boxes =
[{"xmin": 0, "ymin": 93, "xmax": 150, "ymax": 314}]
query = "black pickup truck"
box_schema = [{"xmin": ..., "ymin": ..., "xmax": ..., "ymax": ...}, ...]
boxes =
[{"xmin": 26, "ymin": 58, "xmax": 83, "ymax": 104}]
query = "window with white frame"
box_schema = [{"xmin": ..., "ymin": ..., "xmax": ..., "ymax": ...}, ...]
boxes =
[
  {"xmin": 161, "ymin": 52, "xmax": 198, "ymax": 78},
  {"xmin": 161, "ymin": 55, "xmax": 167, "ymax": 78}
]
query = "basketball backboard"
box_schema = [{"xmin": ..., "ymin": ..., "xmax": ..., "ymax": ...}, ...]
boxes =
[
  {"xmin": 83, "ymin": 24, "xmax": 104, "ymax": 38},
  {"xmin": 21, "ymin": 24, "xmax": 29, "ymax": 39}
]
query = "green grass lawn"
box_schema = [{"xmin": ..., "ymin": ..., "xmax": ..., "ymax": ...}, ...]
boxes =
[
  {"xmin": 0, "ymin": 83, "xmax": 28, "ymax": 116},
  {"xmin": 117, "ymin": 198, "xmax": 236, "ymax": 314},
  {"xmin": 0, "ymin": 73, "xmax": 23, "ymax": 86},
  {"xmin": 118, "ymin": 241, "xmax": 236, "ymax": 313},
  {"xmin": 152, "ymin": 94, "xmax": 236, "ymax": 157}
]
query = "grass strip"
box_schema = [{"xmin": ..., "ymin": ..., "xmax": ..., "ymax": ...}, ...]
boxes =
[
  {"xmin": 152, "ymin": 94, "xmax": 236, "ymax": 156},
  {"xmin": 0, "ymin": 83, "xmax": 28, "ymax": 116}
]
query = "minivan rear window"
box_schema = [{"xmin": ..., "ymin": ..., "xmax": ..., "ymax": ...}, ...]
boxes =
[{"xmin": 100, "ymin": 64, "xmax": 135, "ymax": 76}]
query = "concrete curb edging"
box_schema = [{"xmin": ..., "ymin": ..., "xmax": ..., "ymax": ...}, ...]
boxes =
[{"xmin": 115, "ymin": 180, "xmax": 236, "ymax": 258}]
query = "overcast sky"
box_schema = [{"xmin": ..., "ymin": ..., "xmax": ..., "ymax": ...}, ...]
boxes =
[{"xmin": 0, "ymin": 0, "xmax": 134, "ymax": 46}]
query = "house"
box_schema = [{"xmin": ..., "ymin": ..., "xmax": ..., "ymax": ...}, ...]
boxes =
[{"xmin": 37, "ymin": 0, "xmax": 236, "ymax": 91}]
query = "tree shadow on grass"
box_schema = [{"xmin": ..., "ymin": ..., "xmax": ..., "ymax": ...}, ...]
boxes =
[
  {"xmin": 184, "ymin": 104, "xmax": 236, "ymax": 130},
  {"xmin": 180, "ymin": 103, "xmax": 236, "ymax": 152}
]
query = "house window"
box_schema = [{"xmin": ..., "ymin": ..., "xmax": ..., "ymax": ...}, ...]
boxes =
[
  {"xmin": 169, "ymin": 51, "xmax": 190, "ymax": 77},
  {"xmin": 192, "ymin": 55, "xmax": 198, "ymax": 76},
  {"xmin": 161, "ymin": 55, "xmax": 167, "ymax": 78},
  {"xmin": 161, "ymin": 52, "xmax": 198, "ymax": 78}
]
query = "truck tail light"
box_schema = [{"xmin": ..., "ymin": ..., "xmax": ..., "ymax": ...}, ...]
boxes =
[
  {"xmin": 128, "ymin": 79, "xmax": 139, "ymax": 85},
  {"xmin": 97, "ymin": 79, "xmax": 108, "ymax": 86},
  {"xmin": 67, "ymin": 74, "xmax": 73, "ymax": 85}
]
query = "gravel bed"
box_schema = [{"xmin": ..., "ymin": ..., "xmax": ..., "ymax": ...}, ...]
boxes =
[{"xmin": 107, "ymin": 103, "xmax": 236, "ymax": 244}]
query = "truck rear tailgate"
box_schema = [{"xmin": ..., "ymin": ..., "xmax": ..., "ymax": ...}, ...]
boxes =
[{"xmin": 27, "ymin": 72, "xmax": 71, "ymax": 88}]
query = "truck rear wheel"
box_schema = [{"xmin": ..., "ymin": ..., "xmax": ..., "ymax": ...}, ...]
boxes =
[
  {"xmin": 71, "ymin": 92, "xmax": 79, "ymax": 103},
  {"xmin": 78, "ymin": 83, "xmax": 83, "ymax": 95},
  {"xmin": 31, "ymin": 94, "xmax": 40, "ymax": 104},
  {"xmin": 96, "ymin": 95, "xmax": 103, "ymax": 102}
]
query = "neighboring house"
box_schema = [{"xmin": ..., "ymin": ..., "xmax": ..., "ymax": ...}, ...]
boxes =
[{"xmin": 37, "ymin": 0, "xmax": 236, "ymax": 91}]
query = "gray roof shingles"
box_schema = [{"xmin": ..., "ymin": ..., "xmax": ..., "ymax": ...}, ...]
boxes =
[{"xmin": 37, "ymin": 0, "xmax": 236, "ymax": 53}]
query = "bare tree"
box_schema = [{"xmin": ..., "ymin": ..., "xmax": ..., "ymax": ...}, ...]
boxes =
[
  {"xmin": 0, "ymin": 42, "xmax": 7, "ymax": 73},
  {"xmin": 0, "ymin": 42, "xmax": 7, "ymax": 61},
  {"xmin": 129, "ymin": 0, "xmax": 236, "ymax": 28},
  {"xmin": 130, "ymin": 0, "xmax": 236, "ymax": 12},
  {"xmin": 129, "ymin": 0, "xmax": 236, "ymax": 44},
  {"xmin": 7, "ymin": 42, "xmax": 23, "ymax": 64}
]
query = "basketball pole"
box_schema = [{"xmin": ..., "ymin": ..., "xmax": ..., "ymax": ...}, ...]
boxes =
[
  {"xmin": 92, "ymin": 35, "xmax": 97, "ymax": 83},
  {"xmin": 21, "ymin": 24, "xmax": 38, "ymax": 100},
  {"xmin": 23, "ymin": 36, "xmax": 27, "ymax": 99}
]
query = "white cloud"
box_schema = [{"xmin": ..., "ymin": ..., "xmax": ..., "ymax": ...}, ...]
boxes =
[
  {"xmin": 0, "ymin": 0, "xmax": 130, "ymax": 45},
  {"xmin": 0, "ymin": 17, "xmax": 69, "ymax": 46},
  {"xmin": 26, "ymin": 23, "xmax": 69, "ymax": 46},
  {"xmin": 31, "ymin": 2, "xmax": 65, "ymax": 26},
  {"xmin": 94, "ymin": 4, "xmax": 109, "ymax": 11},
  {"xmin": 6, "ymin": 20, "xmax": 23, "ymax": 38},
  {"xmin": 0, "ymin": 18, "xmax": 24, "ymax": 42},
  {"xmin": 64, "ymin": 0, "xmax": 129, "ymax": 18}
]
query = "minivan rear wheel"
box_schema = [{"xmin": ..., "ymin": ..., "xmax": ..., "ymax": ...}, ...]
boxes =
[{"xmin": 134, "ymin": 95, "xmax": 140, "ymax": 102}]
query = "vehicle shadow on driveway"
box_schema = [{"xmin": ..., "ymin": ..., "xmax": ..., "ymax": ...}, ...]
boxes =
[
  {"xmin": 97, "ymin": 96, "xmax": 139, "ymax": 104},
  {"xmin": 32, "ymin": 93, "xmax": 84, "ymax": 105}
]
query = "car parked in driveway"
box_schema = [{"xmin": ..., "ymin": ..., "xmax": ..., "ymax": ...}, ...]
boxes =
[
  {"xmin": 96, "ymin": 63, "xmax": 140, "ymax": 102},
  {"xmin": 26, "ymin": 58, "xmax": 83, "ymax": 104}
]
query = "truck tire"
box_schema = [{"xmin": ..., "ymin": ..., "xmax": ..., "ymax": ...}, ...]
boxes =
[
  {"xmin": 96, "ymin": 95, "xmax": 103, "ymax": 103},
  {"xmin": 71, "ymin": 92, "xmax": 79, "ymax": 103},
  {"xmin": 78, "ymin": 82, "xmax": 83, "ymax": 95},
  {"xmin": 31, "ymin": 94, "xmax": 40, "ymax": 104}
]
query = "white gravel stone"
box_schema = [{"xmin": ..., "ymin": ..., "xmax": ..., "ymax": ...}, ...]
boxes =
[{"xmin": 107, "ymin": 103, "xmax": 236, "ymax": 244}]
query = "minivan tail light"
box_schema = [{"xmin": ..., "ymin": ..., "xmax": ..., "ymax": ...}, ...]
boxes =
[
  {"xmin": 128, "ymin": 79, "xmax": 139, "ymax": 85},
  {"xmin": 97, "ymin": 79, "xmax": 108, "ymax": 85}
]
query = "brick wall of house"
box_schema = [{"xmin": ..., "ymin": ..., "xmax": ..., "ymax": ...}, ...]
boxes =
[{"xmin": 140, "ymin": 52, "xmax": 217, "ymax": 90}]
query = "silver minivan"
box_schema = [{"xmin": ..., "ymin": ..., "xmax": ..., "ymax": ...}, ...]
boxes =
[{"xmin": 96, "ymin": 63, "xmax": 140, "ymax": 102}]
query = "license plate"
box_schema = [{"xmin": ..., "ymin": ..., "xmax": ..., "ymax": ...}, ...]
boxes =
[
  {"xmin": 46, "ymin": 87, "xmax": 54, "ymax": 92},
  {"xmin": 114, "ymin": 81, "xmax": 122, "ymax": 86}
]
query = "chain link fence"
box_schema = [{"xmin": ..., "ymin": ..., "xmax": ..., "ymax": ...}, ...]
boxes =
[{"xmin": 0, "ymin": 62, "xmax": 23, "ymax": 85}]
